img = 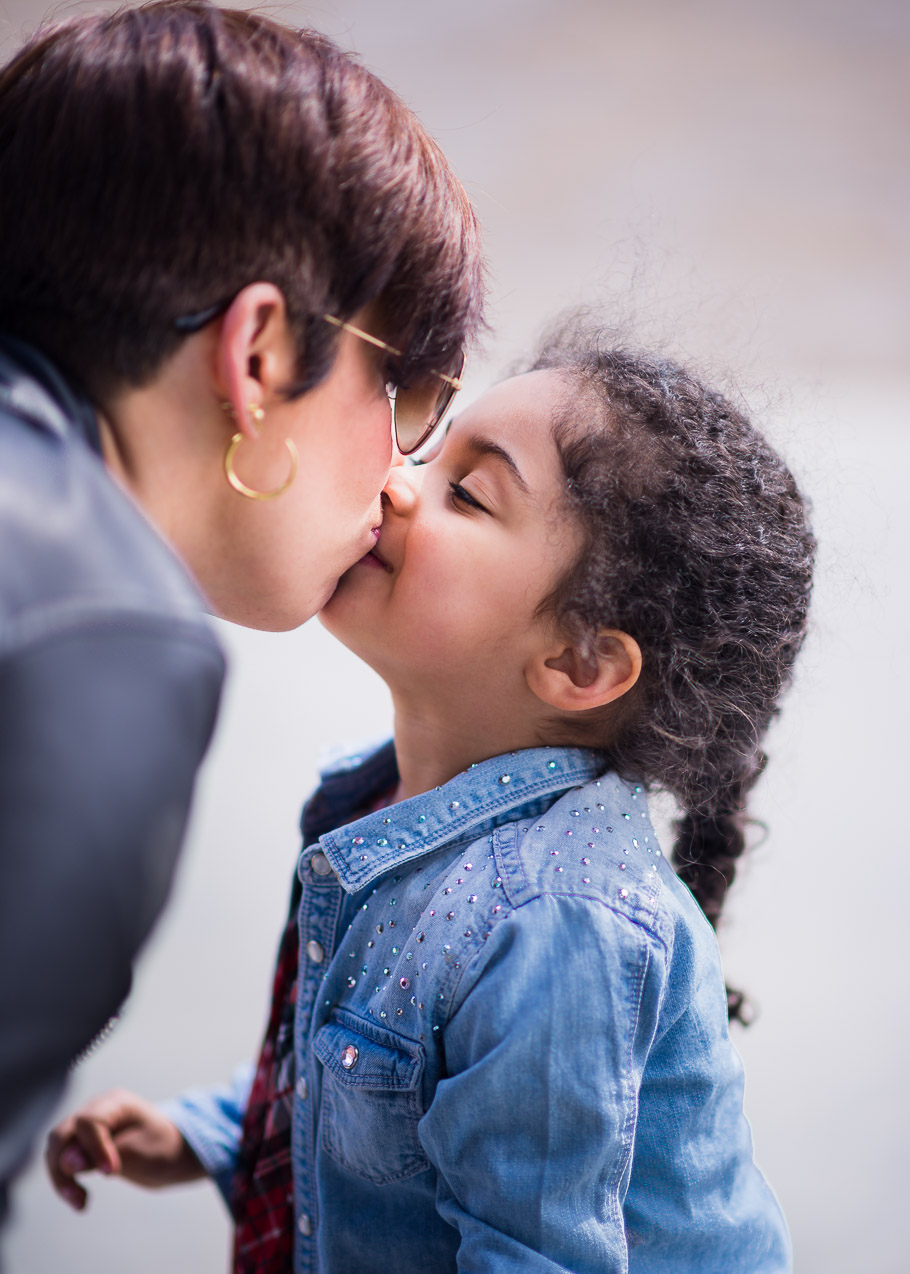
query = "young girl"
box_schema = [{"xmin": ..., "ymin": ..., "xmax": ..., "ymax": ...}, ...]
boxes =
[{"xmin": 48, "ymin": 315, "xmax": 814, "ymax": 1273}]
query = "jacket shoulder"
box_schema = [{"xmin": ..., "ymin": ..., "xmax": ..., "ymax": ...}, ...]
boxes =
[
  {"xmin": 0, "ymin": 400, "xmax": 218, "ymax": 649},
  {"xmin": 495, "ymin": 772, "xmax": 673, "ymax": 946}
]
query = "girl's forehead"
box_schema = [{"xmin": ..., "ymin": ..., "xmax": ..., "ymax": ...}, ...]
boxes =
[
  {"xmin": 451, "ymin": 369, "xmax": 566, "ymax": 440},
  {"xmin": 444, "ymin": 370, "xmax": 571, "ymax": 507}
]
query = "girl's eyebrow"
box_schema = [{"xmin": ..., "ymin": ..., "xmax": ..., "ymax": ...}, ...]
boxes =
[{"xmin": 465, "ymin": 433, "xmax": 530, "ymax": 496}]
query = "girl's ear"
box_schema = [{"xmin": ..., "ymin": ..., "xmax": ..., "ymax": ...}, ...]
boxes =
[
  {"xmin": 214, "ymin": 283, "xmax": 298, "ymax": 438},
  {"xmin": 526, "ymin": 629, "xmax": 642, "ymax": 712}
]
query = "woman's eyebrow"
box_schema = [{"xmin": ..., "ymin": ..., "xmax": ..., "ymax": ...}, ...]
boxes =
[{"xmin": 465, "ymin": 433, "xmax": 530, "ymax": 495}]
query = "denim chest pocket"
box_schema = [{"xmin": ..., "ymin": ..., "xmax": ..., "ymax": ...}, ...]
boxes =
[{"xmin": 314, "ymin": 1010, "xmax": 429, "ymax": 1185}]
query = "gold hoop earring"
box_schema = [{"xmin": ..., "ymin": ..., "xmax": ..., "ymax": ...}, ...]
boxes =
[{"xmin": 224, "ymin": 433, "xmax": 299, "ymax": 501}]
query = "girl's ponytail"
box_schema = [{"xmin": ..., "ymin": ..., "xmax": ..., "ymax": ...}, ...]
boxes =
[
  {"xmin": 526, "ymin": 314, "xmax": 815, "ymax": 1024},
  {"xmin": 675, "ymin": 806, "xmax": 748, "ymax": 929},
  {"xmin": 674, "ymin": 750, "xmax": 765, "ymax": 927},
  {"xmin": 674, "ymin": 753, "xmax": 766, "ymax": 1022}
]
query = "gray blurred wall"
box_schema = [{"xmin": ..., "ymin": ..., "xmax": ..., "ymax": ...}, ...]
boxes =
[{"xmin": 1, "ymin": 1, "xmax": 908, "ymax": 1270}]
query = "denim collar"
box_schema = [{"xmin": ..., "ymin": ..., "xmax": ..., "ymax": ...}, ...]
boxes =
[
  {"xmin": 311, "ymin": 741, "xmax": 607, "ymax": 893},
  {"xmin": 0, "ymin": 332, "xmax": 102, "ymax": 455}
]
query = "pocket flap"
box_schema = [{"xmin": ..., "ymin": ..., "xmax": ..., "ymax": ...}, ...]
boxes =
[{"xmin": 314, "ymin": 1011, "xmax": 423, "ymax": 1092}]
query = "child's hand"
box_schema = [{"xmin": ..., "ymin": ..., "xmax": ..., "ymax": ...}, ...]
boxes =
[{"xmin": 45, "ymin": 1089, "xmax": 204, "ymax": 1211}]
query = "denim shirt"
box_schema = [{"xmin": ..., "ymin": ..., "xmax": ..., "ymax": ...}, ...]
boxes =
[{"xmin": 170, "ymin": 742, "xmax": 790, "ymax": 1274}]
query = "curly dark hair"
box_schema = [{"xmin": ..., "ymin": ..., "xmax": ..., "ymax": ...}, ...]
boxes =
[{"xmin": 525, "ymin": 314, "xmax": 816, "ymax": 1022}]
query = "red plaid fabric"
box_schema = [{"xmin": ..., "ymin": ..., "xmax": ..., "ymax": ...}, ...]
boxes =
[{"xmin": 230, "ymin": 914, "xmax": 300, "ymax": 1274}]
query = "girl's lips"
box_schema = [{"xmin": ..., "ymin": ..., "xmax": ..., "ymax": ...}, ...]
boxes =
[
  {"xmin": 356, "ymin": 530, "xmax": 393, "ymax": 572},
  {"xmin": 364, "ymin": 544, "xmax": 393, "ymax": 572}
]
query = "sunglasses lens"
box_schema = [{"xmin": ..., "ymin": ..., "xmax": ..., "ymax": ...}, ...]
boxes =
[
  {"xmin": 393, "ymin": 386, "xmax": 452, "ymax": 454},
  {"xmin": 393, "ymin": 355, "xmax": 465, "ymax": 455}
]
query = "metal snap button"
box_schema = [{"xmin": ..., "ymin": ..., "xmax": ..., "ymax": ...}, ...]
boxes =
[
  {"xmin": 297, "ymin": 1213, "xmax": 312, "ymax": 1237},
  {"xmin": 296, "ymin": 1076, "xmax": 308, "ymax": 1100},
  {"xmin": 306, "ymin": 940, "xmax": 325, "ymax": 964},
  {"xmin": 340, "ymin": 1044, "xmax": 359, "ymax": 1070},
  {"xmin": 311, "ymin": 851, "xmax": 333, "ymax": 876}
]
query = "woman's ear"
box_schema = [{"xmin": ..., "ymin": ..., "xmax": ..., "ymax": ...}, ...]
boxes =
[
  {"xmin": 526, "ymin": 629, "xmax": 642, "ymax": 712},
  {"xmin": 214, "ymin": 283, "xmax": 298, "ymax": 438}
]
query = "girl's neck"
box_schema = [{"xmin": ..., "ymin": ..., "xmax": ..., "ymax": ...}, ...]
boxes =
[{"xmin": 389, "ymin": 688, "xmax": 547, "ymax": 803}]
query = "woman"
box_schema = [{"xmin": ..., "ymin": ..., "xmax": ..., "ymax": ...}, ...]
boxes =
[{"xmin": 0, "ymin": 0, "xmax": 484, "ymax": 1222}]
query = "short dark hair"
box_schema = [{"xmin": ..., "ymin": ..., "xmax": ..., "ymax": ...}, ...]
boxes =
[
  {"xmin": 0, "ymin": 1, "xmax": 485, "ymax": 398},
  {"xmin": 525, "ymin": 314, "xmax": 816, "ymax": 1019}
]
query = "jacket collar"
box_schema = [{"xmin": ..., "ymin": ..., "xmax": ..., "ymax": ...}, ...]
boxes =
[
  {"xmin": 308, "ymin": 741, "xmax": 606, "ymax": 893},
  {"xmin": 0, "ymin": 333, "xmax": 102, "ymax": 455}
]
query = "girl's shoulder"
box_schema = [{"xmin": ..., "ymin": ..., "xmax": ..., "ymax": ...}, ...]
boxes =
[
  {"xmin": 487, "ymin": 771, "xmax": 725, "ymax": 993},
  {"xmin": 431, "ymin": 770, "xmax": 731, "ymax": 1054},
  {"xmin": 496, "ymin": 772, "xmax": 663, "ymax": 930}
]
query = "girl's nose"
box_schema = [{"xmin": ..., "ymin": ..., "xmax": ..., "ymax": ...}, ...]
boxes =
[{"xmin": 381, "ymin": 459, "xmax": 420, "ymax": 515}]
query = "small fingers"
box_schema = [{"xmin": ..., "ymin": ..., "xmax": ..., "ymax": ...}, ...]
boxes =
[
  {"xmin": 72, "ymin": 1114, "xmax": 123, "ymax": 1177},
  {"xmin": 59, "ymin": 1144, "xmax": 90, "ymax": 1175},
  {"xmin": 45, "ymin": 1123, "xmax": 90, "ymax": 1210},
  {"xmin": 45, "ymin": 1089, "xmax": 147, "ymax": 1208},
  {"xmin": 61, "ymin": 1179, "xmax": 88, "ymax": 1211}
]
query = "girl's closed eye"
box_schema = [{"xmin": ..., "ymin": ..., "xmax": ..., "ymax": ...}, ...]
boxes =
[{"xmin": 448, "ymin": 480, "xmax": 489, "ymax": 513}]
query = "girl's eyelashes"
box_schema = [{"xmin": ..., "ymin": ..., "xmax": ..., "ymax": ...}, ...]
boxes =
[{"xmin": 448, "ymin": 480, "xmax": 488, "ymax": 513}]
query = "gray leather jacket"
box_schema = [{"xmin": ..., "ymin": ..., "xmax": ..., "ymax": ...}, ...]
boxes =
[{"xmin": 0, "ymin": 335, "xmax": 224, "ymax": 1225}]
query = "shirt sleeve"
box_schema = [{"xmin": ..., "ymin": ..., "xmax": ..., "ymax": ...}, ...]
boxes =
[
  {"xmin": 161, "ymin": 1064, "xmax": 254, "ymax": 1205},
  {"xmin": 416, "ymin": 893, "xmax": 664, "ymax": 1274},
  {"xmin": 0, "ymin": 619, "xmax": 223, "ymax": 1192}
]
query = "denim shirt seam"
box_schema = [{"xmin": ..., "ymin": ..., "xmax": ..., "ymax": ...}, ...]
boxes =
[
  {"xmin": 611, "ymin": 919, "xmax": 653, "ymax": 1210},
  {"xmin": 493, "ymin": 823, "xmax": 667, "ymax": 942},
  {"xmin": 492, "ymin": 821, "xmax": 529, "ymax": 903},
  {"xmin": 441, "ymin": 886, "xmax": 670, "ymax": 1035}
]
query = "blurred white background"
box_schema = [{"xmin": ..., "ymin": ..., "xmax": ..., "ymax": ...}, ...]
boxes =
[{"xmin": 1, "ymin": 0, "xmax": 908, "ymax": 1270}]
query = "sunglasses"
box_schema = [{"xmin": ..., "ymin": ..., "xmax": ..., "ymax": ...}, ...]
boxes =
[
  {"xmin": 175, "ymin": 302, "xmax": 464, "ymax": 456},
  {"xmin": 321, "ymin": 315, "xmax": 464, "ymax": 455}
]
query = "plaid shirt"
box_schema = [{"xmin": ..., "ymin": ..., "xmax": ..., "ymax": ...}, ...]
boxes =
[
  {"xmin": 230, "ymin": 914, "xmax": 299, "ymax": 1273},
  {"xmin": 230, "ymin": 773, "xmax": 396, "ymax": 1273}
]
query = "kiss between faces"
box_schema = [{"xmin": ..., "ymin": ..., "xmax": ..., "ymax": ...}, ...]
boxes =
[{"xmin": 320, "ymin": 371, "xmax": 584, "ymax": 699}]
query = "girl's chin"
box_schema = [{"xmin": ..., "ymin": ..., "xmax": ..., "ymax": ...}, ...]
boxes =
[
  {"xmin": 322, "ymin": 551, "xmax": 387, "ymax": 611},
  {"xmin": 317, "ymin": 592, "xmax": 372, "ymax": 644},
  {"xmin": 316, "ymin": 612, "xmax": 390, "ymax": 676},
  {"xmin": 320, "ymin": 566, "xmax": 359, "ymax": 613}
]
